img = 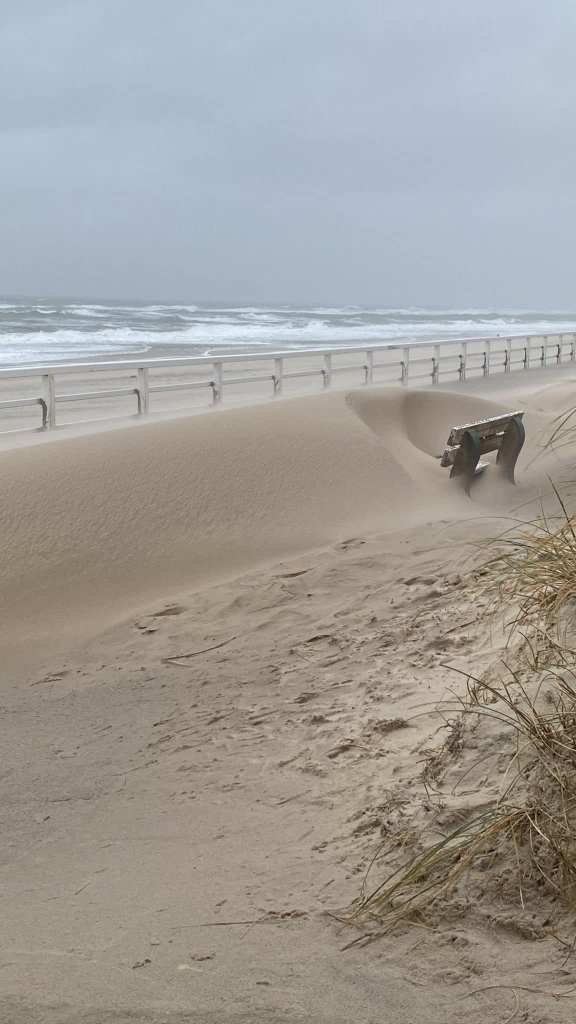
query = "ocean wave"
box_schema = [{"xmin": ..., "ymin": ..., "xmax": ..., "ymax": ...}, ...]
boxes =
[{"xmin": 1, "ymin": 303, "xmax": 576, "ymax": 365}]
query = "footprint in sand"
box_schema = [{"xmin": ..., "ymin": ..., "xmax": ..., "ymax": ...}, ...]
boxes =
[
  {"xmin": 335, "ymin": 538, "xmax": 366, "ymax": 551},
  {"xmin": 152, "ymin": 604, "xmax": 187, "ymax": 617}
]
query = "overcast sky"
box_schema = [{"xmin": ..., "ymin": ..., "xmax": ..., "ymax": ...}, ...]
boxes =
[{"xmin": 1, "ymin": 1, "xmax": 575, "ymax": 306}]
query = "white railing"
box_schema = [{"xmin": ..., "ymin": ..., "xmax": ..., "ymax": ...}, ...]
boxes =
[{"xmin": 0, "ymin": 331, "xmax": 574, "ymax": 434}]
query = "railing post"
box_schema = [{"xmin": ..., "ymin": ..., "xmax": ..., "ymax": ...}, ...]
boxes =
[
  {"xmin": 137, "ymin": 367, "xmax": 149, "ymax": 414},
  {"xmin": 540, "ymin": 340, "xmax": 546, "ymax": 367},
  {"xmin": 572, "ymin": 334, "xmax": 576, "ymax": 362},
  {"xmin": 42, "ymin": 373, "xmax": 56, "ymax": 429},
  {"xmin": 432, "ymin": 345, "xmax": 440, "ymax": 385},
  {"xmin": 401, "ymin": 346, "xmax": 410, "ymax": 385},
  {"xmin": 483, "ymin": 339, "xmax": 491, "ymax": 376},
  {"xmin": 525, "ymin": 336, "xmax": 531, "ymax": 369},
  {"xmin": 505, "ymin": 337, "xmax": 512, "ymax": 373},
  {"xmin": 365, "ymin": 350, "xmax": 374, "ymax": 385},
  {"xmin": 322, "ymin": 353, "xmax": 332, "ymax": 388},
  {"xmin": 557, "ymin": 335, "xmax": 563, "ymax": 364},
  {"xmin": 273, "ymin": 357, "xmax": 283, "ymax": 396},
  {"xmin": 459, "ymin": 342, "xmax": 467, "ymax": 382},
  {"xmin": 212, "ymin": 361, "xmax": 223, "ymax": 405}
]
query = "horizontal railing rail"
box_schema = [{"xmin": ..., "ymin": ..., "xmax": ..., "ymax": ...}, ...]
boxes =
[{"xmin": 0, "ymin": 331, "xmax": 574, "ymax": 435}]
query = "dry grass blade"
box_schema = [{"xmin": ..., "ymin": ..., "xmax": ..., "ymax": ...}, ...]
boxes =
[
  {"xmin": 545, "ymin": 406, "xmax": 576, "ymax": 454},
  {"xmin": 353, "ymin": 808, "xmax": 526, "ymax": 931},
  {"xmin": 481, "ymin": 498, "xmax": 576, "ymax": 635}
]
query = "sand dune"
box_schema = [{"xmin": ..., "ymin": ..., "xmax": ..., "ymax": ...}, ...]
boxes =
[
  {"xmin": 0, "ymin": 381, "xmax": 567, "ymax": 667},
  {"xmin": 348, "ymin": 386, "xmax": 509, "ymax": 455},
  {"xmin": 0, "ymin": 387, "xmax": 463, "ymax": 662}
]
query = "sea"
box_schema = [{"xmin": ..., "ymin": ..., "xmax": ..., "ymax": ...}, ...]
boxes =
[{"xmin": 1, "ymin": 300, "xmax": 576, "ymax": 365}]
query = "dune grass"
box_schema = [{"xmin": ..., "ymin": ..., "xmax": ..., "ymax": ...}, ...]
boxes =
[
  {"xmin": 483, "ymin": 485, "xmax": 576, "ymax": 637},
  {"xmin": 351, "ymin": 496, "xmax": 576, "ymax": 937}
]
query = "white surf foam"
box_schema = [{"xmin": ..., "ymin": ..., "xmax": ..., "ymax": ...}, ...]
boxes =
[{"xmin": 2, "ymin": 303, "xmax": 576, "ymax": 365}]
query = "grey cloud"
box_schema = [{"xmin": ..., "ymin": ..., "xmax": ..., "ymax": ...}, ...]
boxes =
[{"xmin": 1, "ymin": 1, "xmax": 575, "ymax": 304}]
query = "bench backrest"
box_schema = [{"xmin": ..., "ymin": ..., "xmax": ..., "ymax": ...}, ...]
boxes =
[{"xmin": 445, "ymin": 410, "xmax": 524, "ymax": 448}]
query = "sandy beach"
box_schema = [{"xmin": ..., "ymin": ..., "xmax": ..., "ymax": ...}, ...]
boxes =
[{"xmin": 2, "ymin": 367, "xmax": 576, "ymax": 1023}]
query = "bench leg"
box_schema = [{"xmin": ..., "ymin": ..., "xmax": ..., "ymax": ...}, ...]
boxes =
[
  {"xmin": 496, "ymin": 415, "xmax": 525, "ymax": 484},
  {"xmin": 450, "ymin": 430, "xmax": 481, "ymax": 495}
]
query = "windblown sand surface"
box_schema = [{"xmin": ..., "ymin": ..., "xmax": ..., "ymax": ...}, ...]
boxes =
[{"xmin": 2, "ymin": 371, "xmax": 576, "ymax": 1022}]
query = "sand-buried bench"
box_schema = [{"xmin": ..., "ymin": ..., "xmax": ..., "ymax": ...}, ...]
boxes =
[{"xmin": 440, "ymin": 410, "xmax": 525, "ymax": 492}]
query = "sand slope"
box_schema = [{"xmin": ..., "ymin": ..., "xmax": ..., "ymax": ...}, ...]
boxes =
[
  {"xmin": 0, "ymin": 387, "xmax": 477, "ymax": 663},
  {"xmin": 1, "ymin": 383, "xmax": 549, "ymax": 666}
]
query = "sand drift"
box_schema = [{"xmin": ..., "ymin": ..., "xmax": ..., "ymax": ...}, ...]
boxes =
[{"xmin": 0, "ymin": 383, "xmax": 567, "ymax": 663}]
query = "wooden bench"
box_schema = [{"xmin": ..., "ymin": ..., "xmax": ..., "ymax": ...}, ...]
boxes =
[{"xmin": 440, "ymin": 410, "xmax": 525, "ymax": 493}]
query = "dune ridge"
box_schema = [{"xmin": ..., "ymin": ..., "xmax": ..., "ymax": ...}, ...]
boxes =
[
  {"xmin": 0, "ymin": 386, "xmax": 525, "ymax": 664},
  {"xmin": 0, "ymin": 372, "xmax": 565, "ymax": 667}
]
